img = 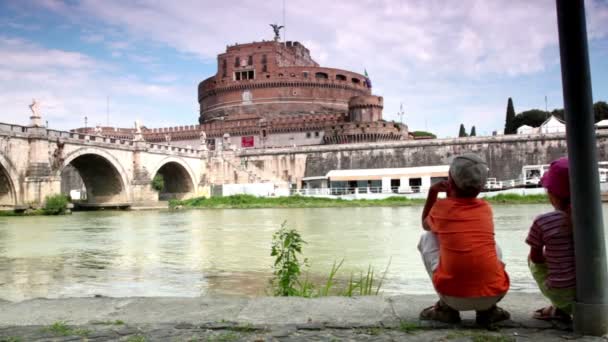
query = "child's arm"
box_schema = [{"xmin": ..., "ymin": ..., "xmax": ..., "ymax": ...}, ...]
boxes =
[
  {"xmin": 421, "ymin": 180, "xmax": 449, "ymax": 231},
  {"xmin": 526, "ymin": 220, "xmax": 545, "ymax": 263},
  {"xmin": 529, "ymin": 247, "xmax": 545, "ymax": 264}
]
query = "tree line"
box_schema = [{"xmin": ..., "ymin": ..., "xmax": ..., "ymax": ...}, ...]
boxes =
[
  {"xmin": 458, "ymin": 124, "xmax": 476, "ymax": 137},
  {"xmin": 503, "ymin": 97, "xmax": 608, "ymax": 134}
]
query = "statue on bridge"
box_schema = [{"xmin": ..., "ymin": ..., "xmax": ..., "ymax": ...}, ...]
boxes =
[
  {"xmin": 199, "ymin": 130, "xmax": 208, "ymax": 151},
  {"xmin": 28, "ymin": 99, "xmax": 43, "ymax": 127},
  {"xmin": 133, "ymin": 120, "xmax": 144, "ymax": 142},
  {"xmin": 51, "ymin": 138, "xmax": 65, "ymax": 171}
]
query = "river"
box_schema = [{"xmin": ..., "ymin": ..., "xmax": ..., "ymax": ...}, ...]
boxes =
[{"xmin": 1, "ymin": 204, "xmax": 607, "ymax": 301}]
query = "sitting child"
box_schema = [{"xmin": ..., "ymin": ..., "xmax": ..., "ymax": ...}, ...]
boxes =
[
  {"xmin": 418, "ymin": 153, "xmax": 510, "ymax": 327},
  {"xmin": 526, "ymin": 157, "xmax": 575, "ymax": 322}
]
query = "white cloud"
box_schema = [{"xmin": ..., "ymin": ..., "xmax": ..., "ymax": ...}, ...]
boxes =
[{"xmin": 0, "ymin": 37, "xmax": 191, "ymax": 129}]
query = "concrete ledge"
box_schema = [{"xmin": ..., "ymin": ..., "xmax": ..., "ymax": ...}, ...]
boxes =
[{"xmin": 0, "ymin": 293, "xmax": 569, "ymax": 328}]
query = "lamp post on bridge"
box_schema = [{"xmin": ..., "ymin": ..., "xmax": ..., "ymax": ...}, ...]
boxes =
[{"xmin": 556, "ymin": 0, "xmax": 608, "ymax": 336}]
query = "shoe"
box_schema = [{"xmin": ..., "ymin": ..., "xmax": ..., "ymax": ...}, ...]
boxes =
[
  {"xmin": 476, "ymin": 305, "xmax": 511, "ymax": 328},
  {"xmin": 420, "ymin": 300, "xmax": 461, "ymax": 324}
]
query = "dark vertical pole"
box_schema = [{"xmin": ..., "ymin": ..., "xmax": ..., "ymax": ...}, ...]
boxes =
[{"xmin": 556, "ymin": 0, "xmax": 608, "ymax": 336}]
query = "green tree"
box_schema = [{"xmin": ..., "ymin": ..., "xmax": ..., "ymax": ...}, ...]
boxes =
[
  {"xmin": 470, "ymin": 126, "xmax": 476, "ymax": 136},
  {"xmin": 43, "ymin": 194, "xmax": 69, "ymax": 215},
  {"xmin": 594, "ymin": 101, "xmax": 608, "ymax": 122},
  {"xmin": 152, "ymin": 174, "xmax": 164, "ymax": 192},
  {"xmin": 504, "ymin": 97, "xmax": 516, "ymax": 134},
  {"xmin": 458, "ymin": 123, "xmax": 467, "ymax": 137},
  {"xmin": 411, "ymin": 131, "xmax": 437, "ymax": 139}
]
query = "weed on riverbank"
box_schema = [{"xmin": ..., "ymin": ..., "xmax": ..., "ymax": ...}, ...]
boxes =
[
  {"xmin": 270, "ymin": 222, "xmax": 389, "ymax": 297},
  {"xmin": 171, "ymin": 193, "xmax": 548, "ymax": 210}
]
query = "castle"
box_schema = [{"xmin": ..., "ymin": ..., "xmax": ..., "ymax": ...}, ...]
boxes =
[{"xmin": 74, "ymin": 32, "xmax": 410, "ymax": 149}]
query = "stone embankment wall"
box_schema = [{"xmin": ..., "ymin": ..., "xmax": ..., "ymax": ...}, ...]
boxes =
[{"xmin": 239, "ymin": 132, "xmax": 608, "ymax": 185}]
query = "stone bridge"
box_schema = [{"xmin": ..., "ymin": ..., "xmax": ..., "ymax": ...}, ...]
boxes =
[{"xmin": 0, "ymin": 122, "xmax": 212, "ymax": 209}]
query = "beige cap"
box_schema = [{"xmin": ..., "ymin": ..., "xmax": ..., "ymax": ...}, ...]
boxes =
[{"xmin": 449, "ymin": 153, "xmax": 488, "ymax": 191}]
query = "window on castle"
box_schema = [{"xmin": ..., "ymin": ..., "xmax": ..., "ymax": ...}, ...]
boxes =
[
  {"xmin": 248, "ymin": 55, "xmax": 253, "ymax": 65},
  {"xmin": 234, "ymin": 71, "xmax": 255, "ymax": 81},
  {"xmin": 303, "ymin": 71, "xmax": 309, "ymax": 78},
  {"xmin": 315, "ymin": 72, "xmax": 328, "ymax": 79},
  {"xmin": 352, "ymin": 78, "xmax": 361, "ymax": 84},
  {"xmin": 306, "ymin": 132, "xmax": 311, "ymax": 138},
  {"xmin": 336, "ymin": 74, "xmax": 347, "ymax": 81},
  {"xmin": 222, "ymin": 59, "xmax": 227, "ymax": 78},
  {"xmin": 262, "ymin": 54, "xmax": 267, "ymax": 64},
  {"xmin": 314, "ymin": 131, "xmax": 320, "ymax": 137},
  {"xmin": 235, "ymin": 57, "xmax": 240, "ymax": 67},
  {"xmin": 262, "ymin": 64, "xmax": 268, "ymax": 72}
]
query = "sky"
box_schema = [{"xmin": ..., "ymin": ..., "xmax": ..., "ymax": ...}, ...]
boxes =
[{"xmin": 0, "ymin": 0, "xmax": 607, "ymax": 138}]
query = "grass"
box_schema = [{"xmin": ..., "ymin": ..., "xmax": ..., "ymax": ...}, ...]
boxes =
[
  {"xmin": 0, "ymin": 209, "xmax": 45, "ymax": 217},
  {"xmin": 445, "ymin": 330, "xmax": 514, "ymax": 342},
  {"xmin": 398, "ymin": 320, "xmax": 422, "ymax": 333},
  {"xmin": 483, "ymin": 193, "xmax": 548, "ymax": 204},
  {"xmin": 0, "ymin": 337, "xmax": 23, "ymax": 342},
  {"xmin": 125, "ymin": 335, "xmax": 146, "ymax": 342},
  {"xmin": 206, "ymin": 332, "xmax": 240, "ymax": 342},
  {"xmin": 43, "ymin": 321, "xmax": 89, "ymax": 337},
  {"xmin": 171, "ymin": 194, "xmax": 548, "ymax": 210},
  {"xmin": 171, "ymin": 194, "xmax": 425, "ymax": 209}
]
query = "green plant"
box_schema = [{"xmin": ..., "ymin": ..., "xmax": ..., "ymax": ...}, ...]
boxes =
[
  {"xmin": 152, "ymin": 174, "xmax": 165, "ymax": 192},
  {"xmin": 45, "ymin": 321, "xmax": 71, "ymax": 336},
  {"xmin": 446, "ymin": 331, "xmax": 513, "ymax": 342},
  {"xmin": 126, "ymin": 335, "xmax": 146, "ymax": 342},
  {"xmin": 271, "ymin": 221, "xmax": 308, "ymax": 296},
  {"xmin": 342, "ymin": 258, "xmax": 391, "ymax": 296},
  {"xmin": 42, "ymin": 194, "xmax": 69, "ymax": 215},
  {"xmin": 207, "ymin": 332, "xmax": 240, "ymax": 342},
  {"xmin": 1, "ymin": 337, "xmax": 23, "ymax": 342},
  {"xmin": 398, "ymin": 320, "xmax": 421, "ymax": 333},
  {"xmin": 43, "ymin": 321, "xmax": 89, "ymax": 337}
]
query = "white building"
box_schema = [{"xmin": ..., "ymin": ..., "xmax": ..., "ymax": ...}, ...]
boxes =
[
  {"xmin": 539, "ymin": 115, "xmax": 566, "ymax": 134},
  {"xmin": 596, "ymin": 119, "xmax": 608, "ymax": 130},
  {"xmin": 517, "ymin": 125, "xmax": 538, "ymax": 135},
  {"xmin": 516, "ymin": 115, "xmax": 566, "ymax": 135}
]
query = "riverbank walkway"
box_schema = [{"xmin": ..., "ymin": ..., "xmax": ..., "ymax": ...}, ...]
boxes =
[{"xmin": 0, "ymin": 293, "xmax": 606, "ymax": 341}]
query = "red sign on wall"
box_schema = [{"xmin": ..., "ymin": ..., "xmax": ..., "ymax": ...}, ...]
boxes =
[{"xmin": 241, "ymin": 136, "xmax": 255, "ymax": 148}]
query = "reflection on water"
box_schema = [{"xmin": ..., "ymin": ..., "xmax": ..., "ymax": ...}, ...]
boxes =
[{"xmin": 0, "ymin": 205, "xmax": 607, "ymax": 301}]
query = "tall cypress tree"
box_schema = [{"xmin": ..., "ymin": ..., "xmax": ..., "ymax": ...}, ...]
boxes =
[
  {"xmin": 458, "ymin": 123, "xmax": 467, "ymax": 137},
  {"xmin": 504, "ymin": 97, "xmax": 516, "ymax": 134},
  {"xmin": 470, "ymin": 126, "xmax": 476, "ymax": 136}
]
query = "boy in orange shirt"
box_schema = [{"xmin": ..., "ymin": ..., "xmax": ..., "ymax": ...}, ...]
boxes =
[{"xmin": 418, "ymin": 153, "xmax": 510, "ymax": 326}]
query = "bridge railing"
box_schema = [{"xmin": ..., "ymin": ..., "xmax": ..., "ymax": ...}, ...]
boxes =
[{"xmin": 0, "ymin": 122, "xmax": 28, "ymax": 134}]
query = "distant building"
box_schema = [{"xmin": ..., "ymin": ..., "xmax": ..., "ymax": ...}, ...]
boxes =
[
  {"xmin": 516, "ymin": 115, "xmax": 565, "ymax": 135},
  {"xmin": 517, "ymin": 125, "xmax": 537, "ymax": 135},
  {"xmin": 72, "ymin": 31, "xmax": 413, "ymax": 149}
]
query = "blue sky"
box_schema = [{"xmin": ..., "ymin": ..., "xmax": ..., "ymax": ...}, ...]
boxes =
[{"xmin": 0, "ymin": 0, "xmax": 607, "ymax": 137}]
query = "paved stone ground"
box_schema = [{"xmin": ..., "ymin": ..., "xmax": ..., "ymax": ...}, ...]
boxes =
[{"xmin": 1, "ymin": 293, "xmax": 607, "ymax": 341}]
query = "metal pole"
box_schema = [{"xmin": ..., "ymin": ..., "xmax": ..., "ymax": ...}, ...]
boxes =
[{"xmin": 556, "ymin": 0, "xmax": 608, "ymax": 336}]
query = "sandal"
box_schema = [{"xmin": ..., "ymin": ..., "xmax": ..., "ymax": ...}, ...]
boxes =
[
  {"xmin": 476, "ymin": 305, "xmax": 511, "ymax": 328},
  {"xmin": 533, "ymin": 306, "xmax": 571, "ymax": 322},
  {"xmin": 420, "ymin": 300, "xmax": 461, "ymax": 324}
]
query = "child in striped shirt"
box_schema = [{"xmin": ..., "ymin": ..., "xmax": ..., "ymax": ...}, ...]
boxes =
[{"xmin": 526, "ymin": 157, "xmax": 575, "ymax": 322}]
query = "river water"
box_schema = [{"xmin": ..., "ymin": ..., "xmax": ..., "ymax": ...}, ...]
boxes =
[{"xmin": 1, "ymin": 205, "xmax": 607, "ymax": 301}]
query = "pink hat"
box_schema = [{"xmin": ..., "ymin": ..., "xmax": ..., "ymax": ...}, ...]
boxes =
[{"xmin": 540, "ymin": 157, "xmax": 570, "ymax": 199}]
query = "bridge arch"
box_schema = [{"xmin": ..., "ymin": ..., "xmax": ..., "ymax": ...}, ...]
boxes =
[
  {"xmin": 59, "ymin": 148, "xmax": 131, "ymax": 206},
  {"xmin": 150, "ymin": 157, "xmax": 197, "ymax": 200},
  {"xmin": 0, "ymin": 153, "xmax": 19, "ymax": 207}
]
